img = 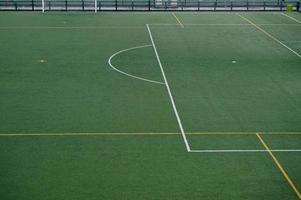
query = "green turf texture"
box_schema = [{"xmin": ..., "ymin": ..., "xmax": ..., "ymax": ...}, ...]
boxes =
[
  {"xmin": 0, "ymin": 12, "xmax": 301, "ymax": 200},
  {"xmin": 0, "ymin": 134, "xmax": 300, "ymax": 200},
  {"xmin": 1, "ymin": 12, "xmax": 301, "ymax": 132}
]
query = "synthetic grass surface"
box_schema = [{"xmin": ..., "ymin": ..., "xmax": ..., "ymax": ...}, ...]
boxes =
[
  {"xmin": 0, "ymin": 134, "xmax": 300, "ymax": 200},
  {"xmin": 0, "ymin": 12, "xmax": 300, "ymax": 200}
]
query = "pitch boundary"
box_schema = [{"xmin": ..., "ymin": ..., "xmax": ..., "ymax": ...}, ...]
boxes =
[{"xmin": 147, "ymin": 24, "xmax": 191, "ymax": 152}]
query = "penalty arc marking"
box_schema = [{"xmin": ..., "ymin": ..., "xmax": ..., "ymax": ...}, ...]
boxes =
[{"xmin": 108, "ymin": 45, "xmax": 165, "ymax": 85}]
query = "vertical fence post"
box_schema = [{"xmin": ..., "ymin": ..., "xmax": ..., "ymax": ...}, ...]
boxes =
[
  {"xmin": 31, "ymin": 0, "xmax": 34, "ymax": 11},
  {"xmin": 94, "ymin": 0, "xmax": 97, "ymax": 12},
  {"xmin": 198, "ymin": 1, "xmax": 200, "ymax": 11},
  {"xmin": 263, "ymin": 0, "xmax": 265, "ymax": 11},
  {"xmin": 214, "ymin": 0, "xmax": 217, "ymax": 11},
  {"xmin": 246, "ymin": 0, "xmax": 248, "ymax": 10},
  {"xmin": 148, "ymin": 0, "xmax": 150, "ymax": 11},
  {"xmin": 14, "ymin": 1, "xmax": 17, "ymax": 10},
  {"xmin": 280, "ymin": 0, "xmax": 283, "ymax": 11},
  {"xmin": 297, "ymin": 1, "xmax": 300, "ymax": 12},
  {"xmin": 48, "ymin": 0, "xmax": 51, "ymax": 11},
  {"xmin": 65, "ymin": 0, "xmax": 67, "ymax": 11},
  {"xmin": 180, "ymin": 1, "xmax": 184, "ymax": 11},
  {"xmin": 131, "ymin": 0, "xmax": 133, "ymax": 10},
  {"xmin": 115, "ymin": 0, "xmax": 117, "ymax": 10},
  {"xmin": 230, "ymin": 1, "xmax": 232, "ymax": 11},
  {"xmin": 41, "ymin": 0, "xmax": 44, "ymax": 12}
]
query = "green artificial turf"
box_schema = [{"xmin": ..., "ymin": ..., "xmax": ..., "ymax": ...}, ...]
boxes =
[
  {"xmin": 0, "ymin": 134, "xmax": 300, "ymax": 200},
  {"xmin": 0, "ymin": 12, "xmax": 300, "ymax": 200}
]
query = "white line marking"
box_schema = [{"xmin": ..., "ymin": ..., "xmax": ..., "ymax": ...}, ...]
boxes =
[
  {"xmin": 280, "ymin": 13, "xmax": 301, "ymax": 24},
  {"xmin": 146, "ymin": 24, "xmax": 191, "ymax": 152},
  {"xmin": 108, "ymin": 45, "xmax": 165, "ymax": 85},
  {"xmin": 172, "ymin": 13, "xmax": 184, "ymax": 28},
  {"xmin": 190, "ymin": 149, "xmax": 301, "ymax": 153},
  {"xmin": 236, "ymin": 13, "xmax": 301, "ymax": 58},
  {"xmin": 0, "ymin": 132, "xmax": 300, "ymax": 136},
  {"xmin": 149, "ymin": 23, "xmax": 301, "ymax": 26}
]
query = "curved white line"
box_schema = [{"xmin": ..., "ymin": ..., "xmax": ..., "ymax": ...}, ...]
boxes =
[{"xmin": 108, "ymin": 45, "xmax": 165, "ymax": 85}]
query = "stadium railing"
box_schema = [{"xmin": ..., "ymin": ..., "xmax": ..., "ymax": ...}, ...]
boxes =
[{"xmin": 0, "ymin": 0, "xmax": 300, "ymax": 12}]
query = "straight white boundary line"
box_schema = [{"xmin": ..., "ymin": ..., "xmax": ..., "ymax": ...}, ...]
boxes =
[
  {"xmin": 280, "ymin": 13, "xmax": 301, "ymax": 24},
  {"xmin": 150, "ymin": 23, "xmax": 301, "ymax": 26},
  {"xmin": 146, "ymin": 24, "xmax": 191, "ymax": 152},
  {"xmin": 190, "ymin": 132, "xmax": 301, "ymax": 153},
  {"xmin": 236, "ymin": 13, "xmax": 301, "ymax": 58},
  {"xmin": 108, "ymin": 44, "xmax": 165, "ymax": 85},
  {"xmin": 190, "ymin": 149, "xmax": 301, "ymax": 153}
]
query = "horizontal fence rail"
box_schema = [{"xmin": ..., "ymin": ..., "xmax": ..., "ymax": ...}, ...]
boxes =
[{"xmin": 0, "ymin": 0, "xmax": 300, "ymax": 11}]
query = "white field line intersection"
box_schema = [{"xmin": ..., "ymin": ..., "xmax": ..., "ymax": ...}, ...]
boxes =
[
  {"xmin": 146, "ymin": 24, "xmax": 191, "ymax": 152},
  {"xmin": 256, "ymin": 133, "xmax": 301, "ymax": 199}
]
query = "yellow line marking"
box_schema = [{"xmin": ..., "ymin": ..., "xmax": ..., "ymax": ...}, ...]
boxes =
[
  {"xmin": 236, "ymin": 13, "xmax": 301, "ymax": 58},
  {"xmin": 0, "ymin": 132, "xmax": 300, "ymax": 136},
  {"xmin": 172, "ymin": 13, "xmax": 184, "ymax": 28},
  {"xmin": 256, "ymin": 133, "xmax": 301, "ymax": 199}
]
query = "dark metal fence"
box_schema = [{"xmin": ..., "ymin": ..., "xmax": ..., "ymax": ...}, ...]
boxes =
[{"xmin": 0, "ymin": 0, "xmax": 300, "ymax": 11}]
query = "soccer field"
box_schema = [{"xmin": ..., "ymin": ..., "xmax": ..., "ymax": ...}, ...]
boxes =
[{"xmin": 0, "ymin": 11, "xmax": 301, "ymax": 200}]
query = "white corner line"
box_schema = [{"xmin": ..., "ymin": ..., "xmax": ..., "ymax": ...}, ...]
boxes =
[
  {"xmin": 280, "ymin": 13, "xmax": 301, "ymax": 24},
  {"xmin": 236, "ymin": 13, "xmax": 301, "ymax": 59},
  {"xmin": 146, "ymin": 24, "xmax": 190, "ymax": 152},
  {"xmin": 189, "ymin": 149, "xmax": 301, "ymax": 153},
  {"xmin": 108, "ymin": 45, "xmax": 165, "ymax": 85}
]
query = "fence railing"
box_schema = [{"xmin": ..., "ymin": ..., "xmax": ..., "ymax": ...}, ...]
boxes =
[{"xmin": 0, "ymin": 0, "xmax": 300, "ymax": 11}]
